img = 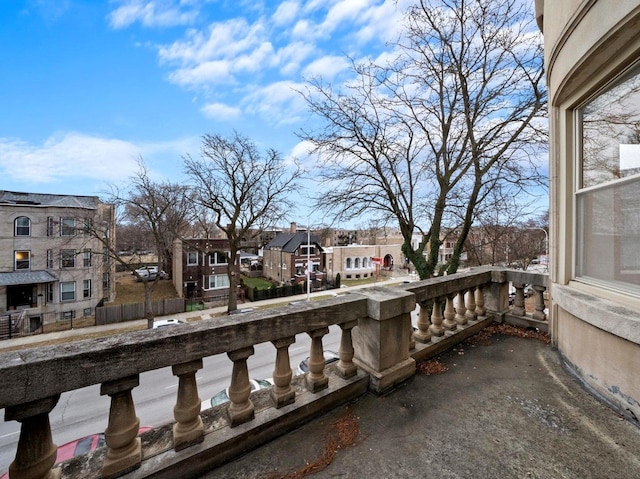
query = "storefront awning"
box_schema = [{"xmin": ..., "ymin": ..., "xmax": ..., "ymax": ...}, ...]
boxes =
[{"xmin": 0, "ymin": 270, "xmax": 58, "ymax": 286}]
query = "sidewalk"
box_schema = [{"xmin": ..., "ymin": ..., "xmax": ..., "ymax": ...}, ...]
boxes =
[{"xmin": 0, "ymin": 274, "xmax": 413, "ymax": 352}]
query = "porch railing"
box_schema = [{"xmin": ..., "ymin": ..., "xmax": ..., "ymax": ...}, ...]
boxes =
[{"xmin": 0, "ymin": 267, "xmax": 547, "ymax": 479}]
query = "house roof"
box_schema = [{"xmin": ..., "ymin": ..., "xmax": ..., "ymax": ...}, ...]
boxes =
[
  {"xmin": 0, "ymin": 270, "xmax": 58, "ymax": 286},
  {"xmin": 0, "ymin": 190, "xmax": 99, "ymax": 209},
  {"xmin": 265, "ymin": 232, "xmax": 322, "ymax": 253}
]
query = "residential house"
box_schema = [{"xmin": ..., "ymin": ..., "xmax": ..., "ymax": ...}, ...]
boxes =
[
  {"xmin": 262, "ymin": 232, "xmax": 325, "ymax": 285},
  {"xmin": 537, "ymin": 0, "xmax": 640, "ymax": 422},
  {"xmin": 172, "ymin": 238, "xmax": 231, "ymax": 302},
  {"xmin": 324, "ymin": 243, "xmax": 403, "ymax": 281},
  {"xmin": 0, "ymin": 190, "xmax": 116, "ymax": 333}
]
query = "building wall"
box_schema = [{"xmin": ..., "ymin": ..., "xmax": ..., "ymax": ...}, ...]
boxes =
[
  {"xmin": 540, "ymin": 1, "xmax": 640, "ymax": 422},
  {"xmin": 0, "ymin": 198, "xmax": 115, "ymax": 323},
  {"xmin": 326, "ymin": 244, "xmax": 403, "ymax": 280}
]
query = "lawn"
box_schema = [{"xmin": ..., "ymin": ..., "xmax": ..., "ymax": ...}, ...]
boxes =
[
  {"xmin": 241, "ymin": 275, "xmax": 275, "ymax": 290},
  {"xmin": 112, "ymin": 272, "xmax": 179, "ymax": 305}
]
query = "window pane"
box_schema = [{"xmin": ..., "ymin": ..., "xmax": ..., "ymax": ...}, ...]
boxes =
[
  {"xmin": 61, "ymin": 250, "xmax": 75, "ymax": 268},
  {"xmin": 15, "ymin": 217, "xmax": 30, "ymax": 236},
  {"xmin": 60, "ymin": 217, "xmax": 76, "ymax": 236},
  {"xmin": 581, "ymin": 66, "xmax": 640, "ymax": 188},
  {"xmin": 61, "ymin": 282, "xmax": 76, "ymax": 301},
  {"xmin": 576, "ymin": 177, "xmax": 640, "ymax": 292},
  {"xmin": 15, "ymin": 251, "xmax": 30, "ymax": 270}
]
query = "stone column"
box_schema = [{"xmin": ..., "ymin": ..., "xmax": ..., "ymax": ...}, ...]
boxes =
[
  {"xmin": 455, "ymin": 290, "xmax": 468, "ymax": 326},
  {"xmin": 533, "ymin": 285, "xmax": 547, "ymax": 320},
  {"xmin": 100, "ymin": 375, "xmax": 142, "ymax": 478},
  {"xmin": 351, "ymin": 287, "xmax": 416, "ymax": 393},
  {"xmin": 5, "ymin": 395, "xmax": 61, "ymax": 479},
  {"xmin": 414, "ymin": 302, "xmax": 432, "ymax": 343},
  {"xmin": 512, "ymin": 283, "xmax": 526, "ymax": 316},
  {"xmin": 429, "ymin": 298, "xmax": 445, "ymax": 337},
  {"xmin": 475, "ymin": 285, "xmax": 486, "ymax": 317},
  {"xmin": 306, "ymin": 327, "xmax": 330, "ymax": 393},
  {"xmin": 271, "ymin": 337, "xmax": 296, "ymax": 408},
  {"xmin": 485, "ymin": 270, "xmax": 510, "ymax": 322},
  {"xmin": 443, "ymin": 294, "xmax": 457, "ymax": 331},
  {"xmin": 172, "ymin": 359, "xmax": 204, "ymax": 451},
  {"xmin": 465, "ymin": 289, "xmax": 477, "ymax": 321},
  {"xmin": 227, "ymin": 346, "xmax": 255, "ymax": 427},
  {"xmin": 336, "ymin": 320, "xmax": 358, "ymax": 379}
]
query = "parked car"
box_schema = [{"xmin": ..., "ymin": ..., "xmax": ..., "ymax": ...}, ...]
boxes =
[
  {"xmin": 209, "ymin": 378, "xmax": 274, "ymax": 407},
  {"xmin": 297, "ymin": 350, "xmax": 340, "ymax": 375},
  {"xmin": 152, "ymin": 318, "xmax": 186, "ymax": 328},
  {"xmin": 134, "ymin": 266, "xmax": 166, "ymax": 281},
  {"xmin": 0, "ymin": 428, "xmax": 152, "ymax": 478}
]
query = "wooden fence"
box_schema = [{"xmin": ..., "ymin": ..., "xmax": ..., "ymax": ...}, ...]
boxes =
[{"xmin": 96, "ymin": 298, "xmax": 185, "ymax": 325}]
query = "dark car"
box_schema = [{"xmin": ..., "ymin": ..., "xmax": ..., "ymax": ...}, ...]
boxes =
[{"xmin": 297, "ymin": 350, "xmax": 340, "ymax": 375}]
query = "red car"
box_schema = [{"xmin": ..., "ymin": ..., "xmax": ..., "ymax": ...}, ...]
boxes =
[{"xmin": 1, "ymin": 427, "xmax": 151, "ymax": 477}]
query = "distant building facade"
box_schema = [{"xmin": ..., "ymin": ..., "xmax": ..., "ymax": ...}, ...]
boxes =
[
  {"xmin": 262, "ymin": 232, "xmax": 325, "ymax": 285},
  {"xmin": 172, "ymin": 238, "xmax": 231, "ymax": 301},
  {"xmin": 324, "ymin": 243, "xmax": 404, "ymax": 281},
  {"xmin": 0, "ymin": 190, "xmax": 116, "ymax": 332}
]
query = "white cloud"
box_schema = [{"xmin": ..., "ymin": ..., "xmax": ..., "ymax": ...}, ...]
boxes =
[
  {"xmin": 201, "ymin": 102, "xmax": 242, "ymax": 121},
  {"xmin": 302, "ymin": 55, "xmax": 349, "ymax": 80},
  {"xmin": 0, "ymin": 133, "xmax": 193, "ymax": 187},
  {"xmin": 242, "ymin": 81, "xmax": 308, "ymax": 126},
  {"xmin": 273, "ymin": 1, "xmax": 300, "ymax": 26},
  {"xmin": 108, "ymin": 0, "xmax": 199, "ymax": 29},
  {"xmin": 168, "ymin": 60, "xmax": 233, "ymax": 87}
]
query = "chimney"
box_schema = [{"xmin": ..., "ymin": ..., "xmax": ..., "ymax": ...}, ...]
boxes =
[{"xmin": 290, "ymin": 222, "xmax": 297, "ymax": 233}]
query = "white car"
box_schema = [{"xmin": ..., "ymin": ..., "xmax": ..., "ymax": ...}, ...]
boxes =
[
  {"xmin": 152, "ymin": 318, "xmax": 186, "ymax": 328},
  {"xmin": 134, "ymin": 266, "xmax": 166, "ymax": 281}
]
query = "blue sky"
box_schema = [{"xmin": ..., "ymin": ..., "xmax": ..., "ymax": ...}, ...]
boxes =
[{"xmin": 0, "ymin": 0, "xmax": 410, "ymax": 222}]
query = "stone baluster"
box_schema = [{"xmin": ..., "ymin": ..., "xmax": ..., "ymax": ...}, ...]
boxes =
[
  {"xmin": 533, "ymin": 285, "xmax": 547, "ymax": 321},
  {"xmin": 443, "ymin": 294, "xmax": 457, "ymax": 330},
  {"xmin": 455, "ymin": 290, "xmax": 468, "ymax": 326},
  {"xmin": 512, "ymin": 283, "xmax": 526, "ymax": 316},
  {"xmin": 475, "ymin": 285, "xmax": 486, "ymax": 317},
  {"xmin": 336, "ymin": 320, "xmax": 358, "ymax": 379},
  {"xmin": 101, "ymin": 375, "xmax": 142, "ymax": 478},
  {"xmin": 414, "ymin": 302, "xmax": 432, "ymax": 343},
  {"xmin": 429, "ymin": 297, "xmax": 445, "ymax": 337},
  {"xmin": 271, "ymin": 337, "xmax": 296, "ymax": 408},
  {"xmin": 5, "ymin": 395, "xmax": 61, "ymax": 479},
  {"xmin": 306, "ymin": 327, "xmax": 330, "ymax": 393},
  {"xmin": 226, "ymin": 346, "xmax": 255, "ymax": 427},
  {"xmin": 172, "ymin": 359, "xmax": 204, "ymax": 451},
  {"xmin": 465, "ymin": 289, "xmax": 477, "ymax": 321}
]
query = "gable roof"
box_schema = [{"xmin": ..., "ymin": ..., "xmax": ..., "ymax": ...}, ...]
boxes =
[{"xmin": 265, "ymin": 232, "xmax": 322, "ymax": 253}]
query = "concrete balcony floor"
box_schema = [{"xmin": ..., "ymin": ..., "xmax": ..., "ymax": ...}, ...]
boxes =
[{"xmin": 207, "ymin": 332, "xmax": 640, "ymax": 479}]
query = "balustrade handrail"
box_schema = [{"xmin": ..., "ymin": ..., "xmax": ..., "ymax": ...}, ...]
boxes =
[{"xmin": 0, "ymin": 294, "xmax": 369, "ymax": 409}]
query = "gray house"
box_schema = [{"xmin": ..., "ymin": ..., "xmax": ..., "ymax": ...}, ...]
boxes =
[{"xmin": 0, "ymin": 190, "xmax": 116, "ymax": 334}]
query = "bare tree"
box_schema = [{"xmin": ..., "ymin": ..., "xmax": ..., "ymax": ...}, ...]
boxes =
[
  {"xmin": 184, "ymin": 131, "xmax": 301, "ymax": 312},
  {"xmin": 300, "ymin": 0, "xmax": 546, "ymax": 279},
  {"xmin": 86, "ymin": 161, "xmax": 193, "ymax": 328},
  {"xmin": 122, "ymin": 173, "xmax": 194, "ymax": 278}
]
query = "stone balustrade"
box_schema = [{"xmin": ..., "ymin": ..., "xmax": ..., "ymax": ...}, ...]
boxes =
[{"xmin": 0, "ymin": 267, "xmax": 547, "ymax": 479}]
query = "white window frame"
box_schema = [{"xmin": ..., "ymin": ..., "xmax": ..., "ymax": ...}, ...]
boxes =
[
  {"xmin": 83, "ymin": 249, "xmax": 92, "ymax": 267},
  {"xmin": 204, "ymin": 274, "xmax": 230, "ymax": 290},
  {"xmin": 574, "ymin": 62, "xmax": 640, "ymax": 295},
  {"xmin": 60, "ymin": 217, "xmax": 76, "ymax": 237},
  {"xmin": 60, "ymin": 249, "xmax": 76, "ymax": 268},
  {"xmin": 209, "ymin": 251, "xmax": 228, "ymax": 266},
  {"xmin": 60, "ymin": 281, "xmax": 76, "ymax": 302},
  {"xmin": 83, "ymin": 279, "xmax": 92, "ymax": 298},
  {"xmin": 15, "ymin": 250, "xmax": 30, "ymax": 270},
  {"xmin": 14, "ymin": 216, "xmax": 30, "ymax": 236},
  {"xmin": 187, "ymin": 251, "xmax": 199, "ymax": 266}
]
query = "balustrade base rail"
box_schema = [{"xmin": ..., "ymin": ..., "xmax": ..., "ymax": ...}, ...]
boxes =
[{"xmin": 57, "ymin": 369, "xmax": 369, "ymax": 479}]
